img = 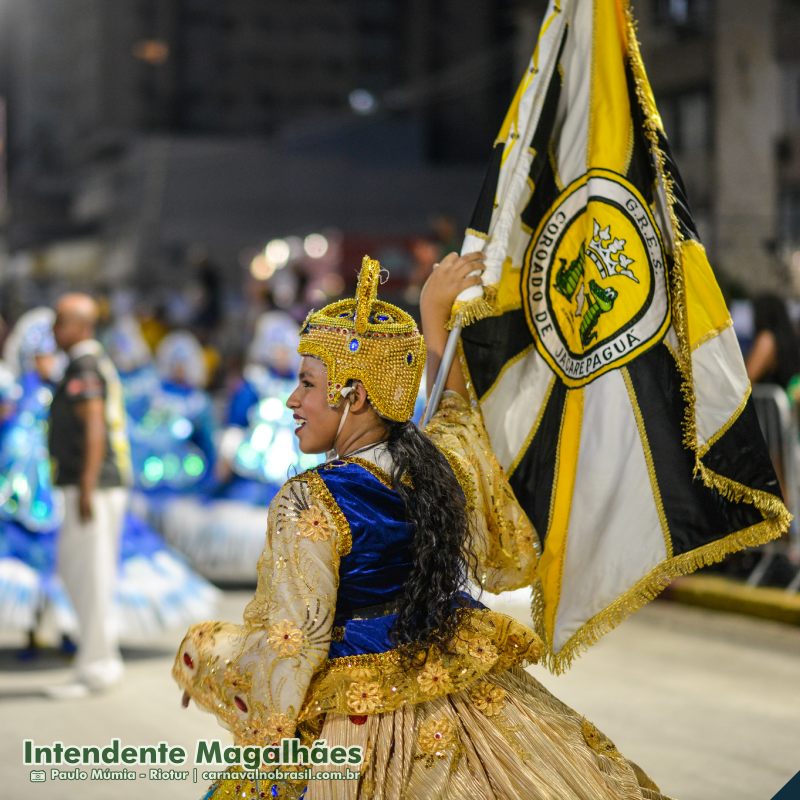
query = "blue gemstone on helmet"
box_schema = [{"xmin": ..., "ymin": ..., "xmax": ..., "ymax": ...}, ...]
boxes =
[
  {"xmin": 406, "ymin": 352, "xmax": 413, "ymax": 365},
  {"xmin": 377, "ymin": 314, "xmax": 389, "ymax": 321},
  {"xmin": 339, "ymin": 312, "xmax": 351, "ymax": 318},
  {"xmin": 349, "ymin": 338, "xmax": 360, "ymax": 352}
]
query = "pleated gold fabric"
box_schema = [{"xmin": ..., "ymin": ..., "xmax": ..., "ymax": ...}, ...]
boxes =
[
  {"xmin": 302, "ymin": 666, "xmax": 670, "ymax": 800},
  {"xmin": 204, "ymin": 665, "xmax": 672, "ymax": 799}
]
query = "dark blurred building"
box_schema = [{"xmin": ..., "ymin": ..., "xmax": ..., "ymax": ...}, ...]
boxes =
[
  {"xmin": 138, "ymin": 0, "xmax": 518, "ymax": 162},
  {"xmin": 2, "ymin": 0, "xmax": 800, "ymax": 296},
  {"xmin": 0, "ymin": 0, "xmax": 524, "ymax": 277},
  {"xmin": 636, "ymin": 0, "xmax": 800, "ymax": 293}
]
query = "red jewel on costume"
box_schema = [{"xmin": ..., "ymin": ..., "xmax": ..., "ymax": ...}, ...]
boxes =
[
  {"xmin": 183, "ymin": 652, "xmax": 194, "ymax": 669},
  {"xmin": 234, "ymin": 695, "xmax": 248, "ymax": 712},
  {"xmin": 349, "ymin": 715, "xmax": 368, "ymax": 725}
]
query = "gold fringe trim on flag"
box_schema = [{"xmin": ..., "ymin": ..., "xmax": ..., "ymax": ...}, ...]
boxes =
[
  {"xmin": 696, "ymin": 463, "xmax": 794, "ymax": 526},
  {"xmin": 531, "ymin": 512, "xmax": 788, "ymax": 675},
  {"xmin": 691, "ymin": 318, "xmax": 734, "ymax": 352},
  {"xmin": 446, "ymin": 285, "xmax": 499, "ymax": 330},
  {"xmin": 624, "ymin": 2, "xmax": 696, "ymax": 455},
  {"xmin": 623, "ymin": 2, "xmax": 790, "ymax": 521},
  {"xmin": 697, "ymin": 385, "xmax": 750, "ymax": 458}
]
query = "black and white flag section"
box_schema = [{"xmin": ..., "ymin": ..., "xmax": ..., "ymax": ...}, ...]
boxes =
[{"xmin": 445, "ymin": 0, "xmax": 791, "ymax": 672}]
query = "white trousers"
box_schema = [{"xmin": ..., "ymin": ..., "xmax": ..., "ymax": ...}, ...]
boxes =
[{"xmin": 58, "ymin": 486, "xmax": 128, "ymax": 689}]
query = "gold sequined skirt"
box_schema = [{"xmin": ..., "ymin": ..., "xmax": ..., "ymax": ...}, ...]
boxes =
[{"xmin": 205, "ymin": 665, "xmax": 673, "ymax": 800}]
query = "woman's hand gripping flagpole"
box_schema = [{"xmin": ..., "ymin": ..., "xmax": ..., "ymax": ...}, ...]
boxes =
[{"xmin": 420, "ymin": 251, "xmax": 485, "ymax": 425}]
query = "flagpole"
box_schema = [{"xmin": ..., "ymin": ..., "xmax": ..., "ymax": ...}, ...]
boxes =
[{"xmin": 421, "ymin": 315, "xmax": 463, "ymax": 428}]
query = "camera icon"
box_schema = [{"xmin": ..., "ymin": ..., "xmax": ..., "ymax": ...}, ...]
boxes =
[{"xmin": 30, "ymin": 770, "xmax": 47, "ymax": 782}]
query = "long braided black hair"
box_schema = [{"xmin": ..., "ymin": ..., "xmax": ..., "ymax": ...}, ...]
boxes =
[{"xmin": 383, "ymin": 418, "xmax": 477, "ymax": 658}]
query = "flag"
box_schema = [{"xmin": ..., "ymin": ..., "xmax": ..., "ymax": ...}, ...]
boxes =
[{"xmin": 453, "ymin": 0, "xmax": 791, "ymax": 672}]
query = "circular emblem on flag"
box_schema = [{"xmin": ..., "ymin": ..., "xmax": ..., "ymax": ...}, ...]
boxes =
[{"xmin": 522, "ymin": 168, "xmax": 670, "ymax": 388}]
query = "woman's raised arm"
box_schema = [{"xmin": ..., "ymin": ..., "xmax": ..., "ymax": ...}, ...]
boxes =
[{"xmin": 419, "ymin": 251, "xmax": 485, "ymax": 401}]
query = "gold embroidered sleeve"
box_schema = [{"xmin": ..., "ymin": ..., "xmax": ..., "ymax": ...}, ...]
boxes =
[
  {"xmin": 172, "ymin": 475, "xmax": 343, "ymax": 745},
  {"xmin": 424, "ymin": 391, "xmax": 540, "ymax": 593}
]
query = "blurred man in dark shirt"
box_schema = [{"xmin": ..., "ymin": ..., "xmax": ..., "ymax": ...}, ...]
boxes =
[{"xmin": 47, "ymin": 293, "xmax": 132, "ymax": 698}]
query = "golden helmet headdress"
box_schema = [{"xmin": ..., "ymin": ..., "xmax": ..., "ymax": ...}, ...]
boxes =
[{"xmin": 298, "ymin": 255, "xmax": 426, "ymax": 422}]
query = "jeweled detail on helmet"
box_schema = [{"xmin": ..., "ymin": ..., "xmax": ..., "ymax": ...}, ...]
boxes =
[{"xmin": 298, "ymin": 255, "xmax": 426, "ymax": 422}]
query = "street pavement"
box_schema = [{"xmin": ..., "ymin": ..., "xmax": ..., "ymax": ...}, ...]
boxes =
[{"xmin": 1, "ymin": 589, "xmax": 798, "ymax": 800}]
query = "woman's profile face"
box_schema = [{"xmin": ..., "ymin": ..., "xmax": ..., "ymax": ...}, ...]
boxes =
[{"xmin": 286, "ymin": 356, "xmax": 343, "ymax": 453}]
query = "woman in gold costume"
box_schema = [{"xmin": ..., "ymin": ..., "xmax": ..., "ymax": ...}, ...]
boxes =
[{"xmin": 173, "ymin": 253, "xmax": 671, "ymax": 799}]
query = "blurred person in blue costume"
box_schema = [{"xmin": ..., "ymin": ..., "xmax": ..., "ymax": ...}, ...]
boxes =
[
  {"xmin": 173, "ymin": 256, "xmax": 668, "ymax": 800},
  {"xmin": 161, "ymin": 312, "xmax": 322, "ymax": 581},
  {"xmin": 219, "ymin": 310, "xmax": 320, "ymax": 503},
  {"xmin": 0, "ymin": 310, "xmax": 76, "ymax": 654},
  {"xmin": 0, "ymin": 360, "xmax": 47, "ymax": 635},
  {"xmin": 0, "ymin": 308, "xmax": 219, "ymax": 661},
  {"xmin": 130, "ymin": 330, "xmax": 217, "ymax": 505},
  {"xmin": 102, "ymin": 314, "xmax": 160, "ymax": 423},
  {"xmin": 98, "ymin": 321, "xmax": 222, "ymax": 640},
  {"xmin": 0, "ymin": 309, "xmax": 65, "ymax": 534}
]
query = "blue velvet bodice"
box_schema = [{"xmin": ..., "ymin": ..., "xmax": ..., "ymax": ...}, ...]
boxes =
[
  {"xmin": 314, "ymin": 459, "xmax": 483, "ymax": 659},
  {"xmin": 315, "ymin": 460, "xmax": 412, "ymax": 622}
]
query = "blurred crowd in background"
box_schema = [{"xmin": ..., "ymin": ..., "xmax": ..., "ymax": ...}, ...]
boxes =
[
  {"xmin": 0, "ymin": 220, "xmax": 458, "ymax": 661},
  {"xmin": 0, "ymin": 214, "xmax": 460, "ymax": 394}
]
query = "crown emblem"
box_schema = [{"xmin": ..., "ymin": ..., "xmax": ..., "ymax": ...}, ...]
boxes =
[{"xmin": 584, "ymin": 219, "xmax": 638, "ymax": 283}]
